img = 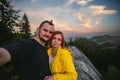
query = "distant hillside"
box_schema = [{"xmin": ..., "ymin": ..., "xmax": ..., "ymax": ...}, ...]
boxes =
[{"xmin": 89, "ymin": 34, "xmax": 120, "ymax": 49}]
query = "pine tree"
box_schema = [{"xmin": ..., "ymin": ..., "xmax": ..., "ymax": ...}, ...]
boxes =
[
  {"xmin": 20, "ymin": 13, "xmax": 31, "ymax": 39},
  {"xmin": 0, "ymin": 0, "xmax": 20, "ymax": 46},
  {"xmin": 69, "ymin": 37, "xmax": 72, "ymax": 42}
]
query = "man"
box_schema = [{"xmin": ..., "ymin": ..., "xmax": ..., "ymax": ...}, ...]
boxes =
[{"xmin": 0, "ymin": 20, "xmax": 54, "ymax": 80}]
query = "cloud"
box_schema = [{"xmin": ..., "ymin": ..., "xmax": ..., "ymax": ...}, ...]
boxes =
[
  {"xmin": 64, "ymin": 0, "xmax": 93, "ymax": 7},
  {"xmin": 77, "ymin": 0, "xmax": 93, "ymax": 6},
  {"xmin": 16, "ymin": 0, "xmax": 118, "ymax": 38},
  {"xmin": 27, "ymin": 5, "xmax": 117, "ymax": 37},
  {"xmin": 64, "ymin": 0, "xmax": 75, "ymax": 7},
  {"xmin": 31, "ymin": 0, "xmax": 38, "ymax": 3},
  {"xmin": 76, "ymin": 14, "xmax": 93, "ymax": 28},
  {"xmin": 29, "ymin": 23, "xmax": 38, "ymax": 34},
  {"xmin": 55, "ymin": 21, "xmax": 79, "ymax": 32},
  {"xmin": 89, "ymin": 5, "xmax": 117, "ymax": 16},
  {"xmin": 76, "ymin": 5, "xmax": 117, "ymax": 29}
]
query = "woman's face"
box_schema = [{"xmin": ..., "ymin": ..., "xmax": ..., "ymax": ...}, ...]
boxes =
[{"xmin": 51, "ymin": 34, "xmax": 62, "ymax": 48}]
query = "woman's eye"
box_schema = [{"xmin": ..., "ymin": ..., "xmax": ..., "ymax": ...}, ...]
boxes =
[
  {"xmin": 53, "ymin": 37, "xmax": 56, "ymax": 39},
  {"xmin": 58, "ymin": 39, "xmax": 61, "ymax": 41}
]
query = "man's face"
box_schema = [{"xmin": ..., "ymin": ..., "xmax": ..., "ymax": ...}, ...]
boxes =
[{"xmin": 38, "ymin": 23, "xmax": 54, "ymax": 42}]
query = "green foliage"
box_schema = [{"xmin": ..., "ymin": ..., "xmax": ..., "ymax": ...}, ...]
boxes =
[
  {"xmin": 69, "ymin": 36, "xmax": 120, "ymax": 80},
  {"xmin": 69, "ymin": 37, "xmax": 72, "ymax": 43},
  {"xmin": 69, "ymin": 37, "xmax": 99, "ymax": 61},
  {"xmin": 0, "ymin": 1, "xmax": 32, "ymax": 46},
  {"xmin": 0, "ymin": 1, "xmax": 32, "ymax": 80},
  {"xmin": 100, "ymin": 42, "xmax": 114, "ymax": 48},
  {"xmin": 0, "ymin": 0, "xmax": 21, "ymax": 46},
  {"xmin": 104, "ymin": 66, "xmax": 120, "ymax": 80},
  {"xmin": 20, "ymin": 13, "xmax": 31, "ymax": 39},
  {"xmin": 0, "ymin": 63, "xmax": 19, "ymax": 80}
]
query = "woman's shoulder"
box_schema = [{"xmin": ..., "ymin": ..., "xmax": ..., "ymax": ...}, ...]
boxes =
[
  {"xmin": 63, "ymin": 48, "xmax": 70, "ymax": 52},
  {"xmin": 60, "ymin": 48, "xmax": 73, "ymax": 61},
  {"xmin": 60, "ymin": 48, "xmax": 71, "ymax": 55}
]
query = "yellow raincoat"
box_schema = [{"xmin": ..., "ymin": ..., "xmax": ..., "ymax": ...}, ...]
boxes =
[{"xmin": 47, "ymin": 47, "xmax": 78, "ymax": 80}]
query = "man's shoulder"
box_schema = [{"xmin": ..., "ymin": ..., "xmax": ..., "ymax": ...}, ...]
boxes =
[
  {"xmin": 18, "ymin": 38, "xmax": 33, "ymax": 43},
  {"xmin": 16, "ymin": 38, "xmax": 35, "ymax": 45},
  {"xmin": 2, "ymin": 39, "xmax": 34, "ymax": 50}
]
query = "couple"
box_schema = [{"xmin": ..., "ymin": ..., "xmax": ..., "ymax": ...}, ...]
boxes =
[{"xmin": 0, "ymin": 20, "xmax": 78, "ymax": 80}]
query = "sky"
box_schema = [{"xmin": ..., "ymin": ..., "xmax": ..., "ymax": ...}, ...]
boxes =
[{"xmin": 11, "ymin": 0, "xmax": 120, "ymax": 40}]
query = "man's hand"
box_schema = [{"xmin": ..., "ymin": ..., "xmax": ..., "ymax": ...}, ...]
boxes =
[{"xmin": 0, "ymin": 48, "xmax": 11, "ymax": 66}]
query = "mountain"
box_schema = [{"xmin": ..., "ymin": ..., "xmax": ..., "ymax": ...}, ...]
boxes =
[{"xmin": 89, "ymin": 34, "xmax": 120, "ymax": 49}]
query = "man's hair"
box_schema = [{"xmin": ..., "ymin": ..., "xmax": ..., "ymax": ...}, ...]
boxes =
[{"xmin": 39, "ymin": 20, "xmax": 54, "ymax": 28}]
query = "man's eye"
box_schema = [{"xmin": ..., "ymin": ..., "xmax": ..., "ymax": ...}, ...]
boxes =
[
  {"xmin": 44, "ymin": 29, "xmax": 48, "ymax": 32},
  {"xmin": 50, "ymin": 31, "xmax": 53, "ymax": 34}
]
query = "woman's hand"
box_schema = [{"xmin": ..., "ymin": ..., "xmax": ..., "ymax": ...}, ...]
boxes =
[{"xmin": 44, "ymin": 75, "xmax": 54, "ymax": 80}]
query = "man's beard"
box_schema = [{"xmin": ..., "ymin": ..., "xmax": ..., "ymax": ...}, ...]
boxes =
[{"xmin": 39, "ymin": 35, "xmax": 48, "ymax": 42}]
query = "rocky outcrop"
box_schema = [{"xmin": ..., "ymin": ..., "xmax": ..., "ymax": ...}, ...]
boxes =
[{"xmin": 68, "ymin": 46, "xmax": 102, "ymax": 80}]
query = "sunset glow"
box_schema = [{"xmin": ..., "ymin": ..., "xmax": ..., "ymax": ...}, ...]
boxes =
[{"xmin": 11, "ymin": 0, "xmax": 120, "ymax": 40}]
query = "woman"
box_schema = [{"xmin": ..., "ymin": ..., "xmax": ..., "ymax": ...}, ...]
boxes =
[{"xmin": 44, "ymin": 31, "xmax": 78, "ymax": 80}]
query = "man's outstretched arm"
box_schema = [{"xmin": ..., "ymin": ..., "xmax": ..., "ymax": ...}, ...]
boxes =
[{"xmin": 0, "ymin": 48, "xmax": 11, "ymax": 66}]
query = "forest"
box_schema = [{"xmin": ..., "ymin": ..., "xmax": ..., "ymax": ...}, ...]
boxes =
[
  {"xmin": 68, "ymin": 35, "xmax": 120, "ymax": 80},
  {"xmin": 0, "ymin": 0, "xmax": 32, "ymax": 79},
  {"xmin": 0, "ymin": 0, "xmax": 120, "ymax": 80}
]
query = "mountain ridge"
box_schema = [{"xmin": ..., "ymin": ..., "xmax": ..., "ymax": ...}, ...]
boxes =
[{"xmin": 89, "ymin": 34, "xmax": 120, "ymax": 49}]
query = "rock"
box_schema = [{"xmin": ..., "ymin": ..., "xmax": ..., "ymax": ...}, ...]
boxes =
[{"xmin": 68, "ymin": 46, "xmax": 102, "ymax": 80}]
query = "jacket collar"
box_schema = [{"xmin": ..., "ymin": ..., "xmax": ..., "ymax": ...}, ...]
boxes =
[{"xmin": 48, "ymin": 46, "xmax": 63, "ymax": 56}]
